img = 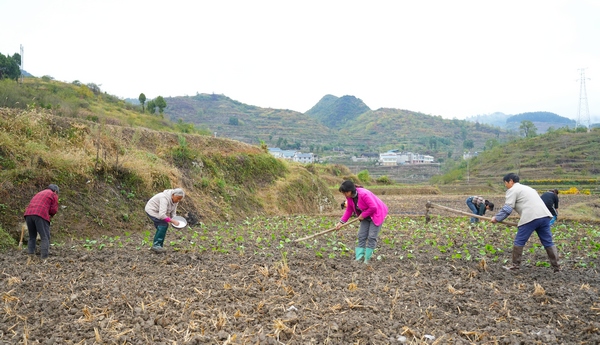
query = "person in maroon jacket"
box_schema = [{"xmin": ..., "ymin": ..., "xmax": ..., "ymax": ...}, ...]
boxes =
[{"xmin": 24, "ymin": 184, "xmax": 59, "ymax": 259}]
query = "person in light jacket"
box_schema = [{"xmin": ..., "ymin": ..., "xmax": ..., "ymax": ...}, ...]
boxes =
[
  {"xmin": 145, "ymin": 188, "xmax": 185, "ymax": 253},
  {"xmin": 492, "ymin": 173, "xmax": 559, "ymax": 272},
  {"xmin": 335, "ymin": 180, "xmax": 388, "ymax": 264}
]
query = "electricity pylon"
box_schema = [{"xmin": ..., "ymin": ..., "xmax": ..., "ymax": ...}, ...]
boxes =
[{"xmin": 576, "ymin": 68, "xmax": 590, "ymax": 132}]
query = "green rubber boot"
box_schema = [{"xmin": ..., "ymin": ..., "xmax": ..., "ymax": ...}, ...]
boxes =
[
  {"xmin": 364, "ymin": 248, "xmax": 374, "ymax": 264},
  {"xmin": 355, "ymin": 247, "xmax": 365, "ymax": 261},
  {"xmin": 152, "ymin": 225, "xmax": 168, "ymax": 252}
]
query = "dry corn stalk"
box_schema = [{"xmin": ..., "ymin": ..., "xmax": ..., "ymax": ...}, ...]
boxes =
[
  {"xmin": 533, "ymin": 282, "xmax": 546, "ymax": 296},
  {"xmin": 7, "ymin": 277, "xmax": 22, "ymax": 287},
  {"xmin": 258, "ymin": 265, "xmax": 269, "ymax": 277},
  {"xmin": 447, "ymin": 284, "xmax": 465, "ymax": 295},
  {"xmin": 478, "ymin": 259, "xmax": 488, "ymax": 271}
]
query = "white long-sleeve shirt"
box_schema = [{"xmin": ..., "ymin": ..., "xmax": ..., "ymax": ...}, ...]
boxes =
[{"xmin": 496, "ymin": 183, "xmax": 552, "ymax": 226}]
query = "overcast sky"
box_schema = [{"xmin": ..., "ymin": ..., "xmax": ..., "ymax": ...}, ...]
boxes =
[{"xmin": 2, "ymin": 0, "xmax": 599, "ymax": 122}]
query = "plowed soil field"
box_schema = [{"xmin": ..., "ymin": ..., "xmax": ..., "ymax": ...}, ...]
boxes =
[{"xmin": 1, "ymin": 194, "xmax": 599, "ymax": 344}]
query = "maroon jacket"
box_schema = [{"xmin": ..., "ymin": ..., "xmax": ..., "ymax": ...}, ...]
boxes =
[{"xmin": 24, "ymin": 189, "xmax": 58, "ymax": 222}]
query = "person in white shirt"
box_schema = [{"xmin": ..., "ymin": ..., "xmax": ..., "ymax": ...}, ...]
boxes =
[{"xmin": 491, "ymin": 173, "xmax": 559, "ymax": 272}]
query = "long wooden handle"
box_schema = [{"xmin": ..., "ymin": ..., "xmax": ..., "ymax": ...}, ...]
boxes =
[
  {"xmin": 426, "ymin": 201, "xmax": 518, "ymax": 227},
  {"xmin": 294, "ymin": 217, "xmax": 360, "ymax": 242},
  {"xmin": 19, "ymin": 223, "xmax": 25, "ymax": 249}
]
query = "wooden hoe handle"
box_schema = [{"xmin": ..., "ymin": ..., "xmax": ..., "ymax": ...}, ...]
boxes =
[
  {"xmin": 294, "ymin": 217, "xmax": 360, "ymax": 242},
  {"xmin": 426, "ymin": 201, "xmax": 518, "ymax": 227}
]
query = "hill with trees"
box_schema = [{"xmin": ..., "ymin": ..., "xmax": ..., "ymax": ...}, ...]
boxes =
[
  {"xmin": 505, "ymin": 111, "xmax": 576, "ymax": 133},
  {"xmin": 164, "ymin": 94, "xmax": 515, "ymax": 162},
  {"xmin": 432, "ymin": 126, "xmax": 600, "ymax": 188},
  {"xmin": 305, "ymin": 94, "xmax": 371, "ymax": 128},
  {"xmin": 164, "ymin": 93, "xmax": 333, "ymax": 150},
  {"xmin": 466, "ymin": 111, "xmax": 578, "ymax": 134}
]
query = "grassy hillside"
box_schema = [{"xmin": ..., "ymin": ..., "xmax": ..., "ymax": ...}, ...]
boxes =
[
  {"xmin": 0, "ymin": 97, "xmax": 337, "ymax": 246},
  {"xmin": 432, "ymin": 127, "xmax": 600, "ymax": 190},
  {"xmin": 0, "ymin": 78, "xmax": 203, "ymax": 134}
]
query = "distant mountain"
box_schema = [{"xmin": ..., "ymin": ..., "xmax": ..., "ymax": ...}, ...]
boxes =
[
  {"xmin": 164, "ymin": 93, "xmax": 332, "ymax": 146},
  {"xmin": 467, "ymin": 111, "xmax": 577, "ymax": 134},
  {"xmin": 465, "ymin": 112, "xmax": 509, "ymax": 128},
  {"xmin": 341, "ymin": 108, "xmax": 510, "ymax": 157},
  {"xmin": 305, "ymin": 95, "xmax": 370, "ymax": 128},
  {"xmin": 162, "ymin": 93, "xmax": 514, "ymax": 161},
  {"xmin": 505, "ymin": 111, "xmax": 576, "ymax": 133},
  {"xmin": 124, "ymin": 98, "xmax": 140, "ymax": 105}
]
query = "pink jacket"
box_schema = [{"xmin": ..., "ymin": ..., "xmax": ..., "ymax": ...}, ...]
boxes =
[{"xmin": 341, "ymin": 187, "xmax": 388, "ymax": 226}]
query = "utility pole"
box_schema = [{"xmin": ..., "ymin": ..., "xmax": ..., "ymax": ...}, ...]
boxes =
[
  {"xmin": 576, "ymin": 68, "xmax": 591, "ymax": 132},
  {"xmin": 19, "ymin": 44, "xmax": 24, "ymax": 84}
]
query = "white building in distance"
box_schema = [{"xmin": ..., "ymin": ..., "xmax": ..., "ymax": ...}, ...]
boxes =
[
  {"xmin": 268, "ymin": 148, "xmax": 315, "ymax": 164},
  {"xmin": 379, "ymin": 150, "xmax": 434, "ymax": 166}
]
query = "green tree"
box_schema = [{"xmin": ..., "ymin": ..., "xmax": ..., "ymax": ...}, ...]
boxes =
[
  {"xmin": 519, "ymin": 120, "xmax": 537, "ymax": 138},
  {"xmin": 229, "ymin": 116, "xmax": 239, "ymax": 125},
  {"xmin": 485, "ymin": 138, "xmax": 499, "ymax": 150},
  {"xmin": 138, "ymin": 93, "xmax": 146, "ymax": 113},
  {"xmin": 147, "ymin": 100, "xmax": 157, "ymax": 114},
  {"xmin": 86, "ymin": 83, "xmax": 101, "ymax": 94},
  {"xmin": 463, "ymin": 139, "xmax": 474, "ymax": 150},
  {"xmin": 155, "ymin": 96, "xmax": 167, "ymax": 116},
  {"xmin": 0, "ymin": 52, "xmax": 21, "ymax": 80},
  {"xmin": 460, "ymin": 127, "xmax": 468, "ymax": 140}
]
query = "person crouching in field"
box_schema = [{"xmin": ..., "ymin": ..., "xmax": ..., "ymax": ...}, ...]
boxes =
[
  {"xmin": 24, "ymin": 184, "xmax": 60, "ymax": 259},
  {"xmin": 540, "ymin": 189, "xmax": 559, "ymax": 226},
  {"xmin": 335, "ymin": 180, "xmax": 388, "ymax": 264},
  {"xmin": 465, "ymin": 196, "xmax": 494, "ymax": 223},
  {"xmin": 145, "ymin": 188, "xmax": 185, "ymax": 253},
  {"xmin": 491, "ymin": 173, "xmax": 560, "ymax": 272}
]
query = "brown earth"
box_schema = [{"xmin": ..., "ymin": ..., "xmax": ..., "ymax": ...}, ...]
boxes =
[{"xmin": 1, "ymin": 194, "xmax": 599, "ymax": 344}]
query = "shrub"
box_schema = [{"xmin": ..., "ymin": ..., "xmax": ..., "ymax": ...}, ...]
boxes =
[
  {"xmin": 376, "ymin": 175, "xmax": 393, "ymax": 185},
  {"xmin": 357, "ymin": 170, "xmax": 371, "ymax": 183}
]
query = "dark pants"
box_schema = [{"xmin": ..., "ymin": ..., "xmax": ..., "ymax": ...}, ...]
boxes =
[
  {"xmin": 25, "ymin": 215, "xmax": 51, "ymax": 258},
  {"xmin": 147, "ymin": 213, "xmax": 169, "ymax": 247},
  {"xmin": 514, "ymin": 217, "xmax": 554, "ymax": 247}
]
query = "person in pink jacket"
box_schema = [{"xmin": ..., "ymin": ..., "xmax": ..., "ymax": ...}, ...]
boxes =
[{"xmin": 335, "ymin": 180, "xmax": 389, "ymax": 264}]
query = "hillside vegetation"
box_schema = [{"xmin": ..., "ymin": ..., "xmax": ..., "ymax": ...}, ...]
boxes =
[
  {"xmin": 0, "ymin": 81, "xmax": 340, "ymax": 245},
  {"xmin": 432, "ymin": 127, "xmax": 600, "ymax": 190},
  {"xmin": 305, "ymin": 94, "xmax": 371, "ymax": 128},
  {"xmin": 164, "ymin": 94, "xmax": 515, "ymax": 162},
  {"xmin": 165, "ymin": 93, "xmax": 332, "ymax": 149}
]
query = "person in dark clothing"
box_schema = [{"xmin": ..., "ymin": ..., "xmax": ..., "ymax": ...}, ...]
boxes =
[
  {"xmin": 540, "ymin": 189, "xmax": 559, "ymax": 226},
  {"xmin": 465, "ymin": 196, "xmax": 494, "ymax": 223},
  {"xmin": 24, "ymin": 184, "xmax": 59, "ymax": 259}
]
